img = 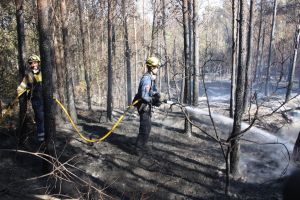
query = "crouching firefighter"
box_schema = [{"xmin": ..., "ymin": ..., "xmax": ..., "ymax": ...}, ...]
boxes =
[
  {"xmin": 133, "ymin": 56, "xmax": 162, "ymax": 155},
  {"xmin": 17, "ymin": 54, "xmax": 45, "ymax": 143}
]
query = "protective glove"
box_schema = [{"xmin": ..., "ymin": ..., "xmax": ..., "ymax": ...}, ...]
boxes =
[
  {"xmin": 152, "ymin": 92, "xmax": 161, "ymax": 107},
  {"xmin": 152, "ymin": 92, "xmax": 161, "ymax": 102}
]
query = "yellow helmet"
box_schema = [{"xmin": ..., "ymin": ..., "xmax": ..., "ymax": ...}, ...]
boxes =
[
  {"xmin": 28, "ymin": 54, "xmax": 41, "ymax": 63},
  {"xmin": 146, "ymin": 56, "xmax": 161, "ymax": 68}
]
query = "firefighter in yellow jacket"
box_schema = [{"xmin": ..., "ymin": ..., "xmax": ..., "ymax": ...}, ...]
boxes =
[{"xmin": 17, "ymin": 54, "xmax": 44, "ymax": 142}]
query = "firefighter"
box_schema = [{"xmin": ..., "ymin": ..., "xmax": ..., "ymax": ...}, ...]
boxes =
[
  {"xmin": 17, "ymin": 54, "xmax": 45, "ymax": 142},
  {"xmin": 134, "ymin": 56, "xmax": 162, "ymax": 155}
]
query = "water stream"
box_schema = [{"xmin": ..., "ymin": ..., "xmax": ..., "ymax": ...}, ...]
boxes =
[{"xmin": 185, "ymin": 106, "xmax": 300, "ymax": 183}]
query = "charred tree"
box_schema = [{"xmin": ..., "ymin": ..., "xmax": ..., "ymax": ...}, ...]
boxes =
[
  {"xmin": 192, "ymin": 0, "xmax": 199, "ymax": 106},
  {"xmin": 15, "ymin": 0, "xmax": 27, "ymax": 144},
  {"xmin": 61, "ymin": 0, "xmax": 77, "ymax": 123},
  {"xmin": 265, "ymin": 0, "xmax": 278, "ymax": 96},
  {"xmin": 122, "ymin": 0, "xmax": 132, "ymax": 105},
  {"xmin": 149, "ymin": 0, "xmax": 158, "ymax": 56},
  {"xmin": 253, "ymin": 0, "xmax": 264, "ymax": 83},
  {"xmin": 78, "ymin": 0, "xmax": 92, "ymax": 110},
  {"xmin": 230, "ymin": 0, "xmax": 238, "ymax": 118},
  {"xmin": 162, "ymin": 0, "xmax": 171, "ymax": 99},
  {"xmin": 285, "ymin": 25, "xmax": 300, "ymax": 102},
  {"xmin": 37, "ymin": 0, "xmax": 56, "ymax": 154},
  {"xmin": 107, "ymin": 0, "xmax": 113, "ymax": 121},
  {"xmin": 182, "ymin": 0, "xmax": 192, "ymax": 136},
  {"xmin": 229, "ymin": 0, "xmax": 248, "ymax": 176},
  {"xmin": 243, "ymin": 0, "xmax": 256, "ymax": 111}
]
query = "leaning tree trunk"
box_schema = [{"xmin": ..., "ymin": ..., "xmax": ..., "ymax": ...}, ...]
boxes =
[
  {"xmin": 230, "ymin": 0, "xmax": 238, "ymax": 118},
  {"xmin": 107, "ymin": 0, "xmax": 113, "ymax": 121},
  {"xmin": 243, "ymin": 0, "xmax": 255, "ymax": 112},
  {"xmin": 229, "ymin": 0, "xmax": 248, "ymax": 177},
  {"xmin": 37, "ymin": 0, "xmax": 56, "ymax": 155},
  {"xmin": 285, "ymin": 25, "xmax": 300, "ymax": 102},
  {"xmin": 61, "ymin": 0, "xmax": 77, "ymax": 123},
  {"xmin": 15, "ymin": 0, "xmax": 28, "ymax": 144},
  {"xmin": 78, "ymin": 0, "xmax": 92, "ymax": 110},
  {"xmin": 265, "ymin": 0, "xmax": 278, "ymax": 96}
]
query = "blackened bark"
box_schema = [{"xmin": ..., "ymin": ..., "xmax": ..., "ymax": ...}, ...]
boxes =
[
  {"xmin": 285, "ymin": 25, "xmax": 300, "ymax": 102},
  {"xmin": 122, "ymin": 0, "xmax": 132, "ymax": 106},
  {"xmin": 61, "ymin": 0, "xmax": 77, "ymax": 123},
  {"xmin": 149, "ymin": 0, "xmax": 157, "ymax": 56},
  {"xmin": 15, "ymin": 0, "xmax": 27, "ymax": 144},
  {"xmin": 230, "ymin": 0, "xmax": 237, "ymax": 118},
  {"xmin": 37, "ymin": 0, "xmax": 56, "ymax": 154},
  {"xmin": 230, "ymin": 0, "xmax": 248, "ymax": 176},
  {"xmin": 253, "ymin": 0, "xmax": 263, "ymax": 83},
  {"xmin": 107, "ymin": 0, "xmax": 113, "ymax": 121},
  {"xmin": 265, "ymin": 0, "xmax": 278, "ymax": 96},
  {"xmin": 162, "ymin": 0, "xmax": 171, "ymax": 99},
  {"xmin": 182, "ymin": 0, "xmax": 192, "ymax": 136},
  {"xmin": 78, "ymin": 0, "xmax": 92, "ymax": 110},
  {"xmin": 243, "ymin": 0, "xmax": 256, "ymax": 111},
  {"xmin": 192, "ymin": 0, "xmax": 199, "ymax": 106}
]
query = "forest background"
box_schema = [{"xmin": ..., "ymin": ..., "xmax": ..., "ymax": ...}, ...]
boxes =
[{"xmin": 0, "ymin": 0, "xmax": 300, "ymax": 199}]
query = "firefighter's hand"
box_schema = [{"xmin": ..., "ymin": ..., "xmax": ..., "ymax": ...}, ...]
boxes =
[
  {"xmin": 152, "ymin": 92, "xmax": 161, "ymax": 102},
  {"xmin": 151, "ymin": 93, "xmax": 161, "ymax": 107}
]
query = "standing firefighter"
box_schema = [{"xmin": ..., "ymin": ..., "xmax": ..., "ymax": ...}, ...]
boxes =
[
  {"xmin": 134, "ymin": 56, "xmax": 162, "ymax": 155},
  {"xmin": 17, "ymin": 54, "xmax": 45, "ymax": 143}
]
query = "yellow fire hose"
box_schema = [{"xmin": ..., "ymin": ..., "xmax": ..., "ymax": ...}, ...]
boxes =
[
  {"xmin": 0, "ymin": 90, "xmax": 26, "ymax": 124},
  {"xmin": 1, "ymin": 92, "xmax": 140, "ymax": 143},
  {"xmin": 55, "ymin": 98, "xmax": 140, "ymax": 143}
]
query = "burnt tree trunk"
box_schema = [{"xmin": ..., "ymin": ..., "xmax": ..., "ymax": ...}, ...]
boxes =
[
  {"xmin": 78, "ymin": 0, "xmax": 92, "ymax": 110},
  {"xmin": 37, "ymin": 0, "xmax": 56, "ymax": 154},
  {"xmin": 192, "ymin": 0, "xmax": 199, "ymax": 106},
  {"xmin": 229, "ymin": 0, "xmax": 247, "ymax": 176},
  {"xmin": 253, "ymin": 0, "xmax": 263, "ymax": 83},
  {"xmin": 182, "ymin": 0, "xmax": 192, "ymax": 137},
  {"xmin": 61, "ymin": 0, "xmax": 77, "ymax": 123},
  {"xmin": 15, "ymin": 0, "xmax": 28, "ymax": 144},
  {"xmin": 107, "ymin": 0, "xmax": 113, "ymax": 121},
  {"xmin": 265, "ymin": 0, "xmax": 278, "ymax": 96},
  {"xmin": 122, "ymin": 0, "xmax": 132, "ymax": 105},
  {"xmin": 162, "ymin": 0, "xmax": 171, "ymax": 99},
  {"xmin": 230, "ymin": 0, "xmax": 238, "ymax": 118},
  {"xmin": 285, "ymin": 25, "xmax": 300, "ymax": 102},
  {"xmin": 243, "ymin": 0, "xmax": 255, "ymax": 111}
]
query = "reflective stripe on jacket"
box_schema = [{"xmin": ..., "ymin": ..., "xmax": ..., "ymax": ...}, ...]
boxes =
[{"xmin": 17, "ymin": 72, "xmax": 42, "ymax": 101}]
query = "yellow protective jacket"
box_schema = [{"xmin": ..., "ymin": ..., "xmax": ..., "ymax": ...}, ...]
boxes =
[{"xmin": 17, "ymin": 72, "xmax": 42, "ymax": 100}]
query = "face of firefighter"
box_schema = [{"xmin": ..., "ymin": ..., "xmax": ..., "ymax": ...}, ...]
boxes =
[
  {"xmin": 151, "ymin": 67, "xmax": 158, "ymax": 75},
  {"xmin": 29, "ymin": 61, "xmax": 40, "ymax": 74}
]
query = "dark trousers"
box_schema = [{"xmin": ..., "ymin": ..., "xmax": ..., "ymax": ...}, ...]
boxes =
[
  {"xmin": 135, "ymin": 109, "xmax": 151, "ymax": 150},
  {"xmin": 31, "ymin": 99, "xmax": 45, "ymax": 140}
]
